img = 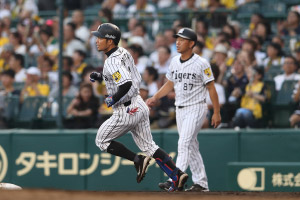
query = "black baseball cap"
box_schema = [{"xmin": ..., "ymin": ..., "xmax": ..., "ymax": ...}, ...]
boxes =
[{"xmin": 173, "ymin": 28, "xmax": 197, "ymax": 42}]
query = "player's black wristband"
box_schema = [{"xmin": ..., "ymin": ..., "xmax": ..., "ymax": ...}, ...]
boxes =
[{"xmin": 112, "ymin": 81, "xmax": 132, "ymax": 102}]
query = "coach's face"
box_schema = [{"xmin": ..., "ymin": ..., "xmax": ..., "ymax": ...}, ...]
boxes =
[{"xmin": 176, "ymin": 37, "xmax": 194, "ymax": 53}]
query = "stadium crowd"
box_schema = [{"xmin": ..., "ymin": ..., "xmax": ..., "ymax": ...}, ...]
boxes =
[{"xmin": 0, "ymin": 0, "xmax": 300, "ymax": 129}]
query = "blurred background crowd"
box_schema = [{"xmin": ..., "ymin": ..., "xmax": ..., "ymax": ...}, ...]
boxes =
[{"xmin": 0, "ymin": 0, "xmax": 300, "ymax": 130}]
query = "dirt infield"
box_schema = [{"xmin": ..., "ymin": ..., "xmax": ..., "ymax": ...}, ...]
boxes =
[{"xmin": 1, "ymin": 190, "xmax": 300, "ymax": 200}]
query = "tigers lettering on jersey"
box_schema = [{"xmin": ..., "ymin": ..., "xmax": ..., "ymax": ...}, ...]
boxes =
[
  {"xmin": 171, "ymin": 70, "xmax": 196, "ymax": 82},
  {"xmin": 166, "ymin": 54, "xmax": 214, "ymax": 107}
]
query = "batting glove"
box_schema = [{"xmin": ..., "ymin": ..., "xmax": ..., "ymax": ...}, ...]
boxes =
[
  {"xmin": 105, "ymin": 95, "xmax": 115, "ymax": 107},
  {"xmin": 90, "ymin": 72, "xmax": 103, "ymax": 82}
]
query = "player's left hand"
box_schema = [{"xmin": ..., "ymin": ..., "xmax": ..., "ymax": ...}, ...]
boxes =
[
  {"xmin": 211, "ymin": 112, "xmax": 221, "ymax": 128},
  {"xmin": 105, "ymin": 95, "xmax": 115, "ymax": 107}
]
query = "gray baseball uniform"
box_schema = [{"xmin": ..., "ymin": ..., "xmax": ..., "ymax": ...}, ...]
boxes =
[
  {"xmin": 95, "ymin": 47, "xmax": 159, "ymax": 157},
  {"xmin": 166, "ymin": 53, "xmax": 214, "ymax": 189}
]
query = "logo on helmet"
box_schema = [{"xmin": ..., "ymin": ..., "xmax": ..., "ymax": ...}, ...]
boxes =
[
  {"xmin": 0, "ymin": 145, "xmax": 8, "ymax": 182},
  {"xmin": 105, "ymin": 34, "xmax": 116, "ymax": 39},
  {"xmin": 178, "ymin": 28, "xmax": 184, "ymax": 34}
]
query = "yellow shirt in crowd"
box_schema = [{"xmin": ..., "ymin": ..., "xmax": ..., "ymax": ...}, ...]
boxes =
[
  {"xmin": 25, "ymin": 84, "xmax": 50, "ymax": 96},
  {"xmin": 240, "ymin": 81, "xmax": 264, "ymax": 119}
]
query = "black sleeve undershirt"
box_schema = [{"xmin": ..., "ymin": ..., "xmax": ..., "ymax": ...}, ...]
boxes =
[{"xmin": 112, "ymin": 81, "xmax": 132, "ymax": 103}]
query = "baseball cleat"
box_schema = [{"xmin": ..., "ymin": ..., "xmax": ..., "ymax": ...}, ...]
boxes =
[
  {"xmin": 158, "ymin": 180, "xmax": 172, "ymax": 191},
  {"xmin": 134, "ymin": 155, "xmax": 151, "ymax": 183},
  {"xmin": 185, "ymin": 184, "xmax": 209, "ymax": 192},
  {"xmin": 168, "ymin": 171, "xmax": 189, "ymax": 192}
]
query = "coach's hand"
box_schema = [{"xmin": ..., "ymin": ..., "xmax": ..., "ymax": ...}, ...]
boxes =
[
  {"xmin": 90, "ymin": 72, "xmax": 103, "ymax": 82},
  {"xmin": 146, "ymin": 96, "xmax": 158, "ymax": 109},
  {"xmin": 105, "ymin": 95, "xmax": 115, "ymax": 107},
  {"xmin": 211, "ymin": 112, "xmax": 221, "ymax": 128}
]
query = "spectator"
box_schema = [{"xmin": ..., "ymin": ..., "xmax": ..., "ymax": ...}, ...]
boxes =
[
  {"xmin": 224, "ymin": 57, "xmax": 248, "ymax": 105},
  {"xmin": 72, "ymin": 10, "xmax": 90, "ymax": 43},
  {"xmin": 250, "ymin": 35, "xmax": 266, "ymax": 66},
  {"xmin": 0, "ymin": 44, "xmax": 14, "ymax": 73},
  {"xmin": 195, "ymin": 19, "xmax": 213, "ymax": 50},
  {"xmin": 63, "ymin": 56, "xmax": 80, "ymax": 86},
  {"xmin": 63, "ymin": 22, "xmax": 86, "ymax": 57},
  {"xmin": 20, "ymin": 67, "xmax": 50, "ymax": 103},
  {"xmin": 211, "ymin": 43, "xmax": 228, "ymax": 83},
  {"xmin": 155, "ymin": 0, "xmax": 174, "ymax": 9},
  {"xmin": 0, "ymin": 69, "xmax": 20, "ymax": 96},
  {"xmin": 127, "ymin": 0, "xmax": 156, "ymax": 17},
  {"xmin": 195, "ymin": 36, "xmax": 213, "ymax": 61},
  {"xmin": 228, "ymin": 21, "xmax": 244, "ymax": 50},
  {"xmin": 65, "ymin": 83, "xmax": 100, "ymax": 129},
  {"xmin": 129, "ymin": 23, "xmax": 154, "ymax": 53},
  {"xmin": 274, "ymin": 55, "xmax": 300, "ymax": 91},
  {"xmin": 139, "ymin": 80, "xmax": 149, "ymax": 101},
  {"xmin": 263, "ymin": 42, "xmax": 285, "ymax": 72},
  {"xmin": 72, "ymin": 49, "xmax": 87, "ymax": 75},
  {"xmin": 49, "ymin": 71, "xmax": 78, "ymax": 99},
  {"xmin": 178, "ymin": 0, "xmax": 199, "ymax": 11},
  {"xmin": 38, "ymin": 55, "xmax": 57, "ymax": 89},
  {"xmin": 148, "ymin": 34, "xmax": 167, "ymax": 66},
  {"xmin": 98, "ymin": 8, "xmax": 113, "ymax": 23},
  {"xmin": 122, "ymin": 18, "xmax": 139, "ymax": 39},
  {"xmin": 142, "ymin": 66, "xmax": 159, "ymax": 97},
  {"xmin": 128, "ymin": 44, "xmax": 148, "ymax": 74},
  {"xmin": 164, "ymin": 29, "xmax": 178, "ymax": 56},
  {"xmin": 295, "ymin": 47, "xmax": 300, "ymax": 70},
  {"xmin": 244, "ymin": 13, "xmax": 264, "ymax": 38},
  {"xmin": 278, "ymin": 11, "xmax": 300, "ymax": 37},
  {"xmin": 212, "ymin": 31, "xmax": 230, "ymax": 48},
  {"xmin": 101, "ymin": 0, "xmax": 126, "ymax": 18},
  {"xmin": 32, "ymin": 25, "xmax": 57, "ymax": 57},
  {"xmin": 203, "ymin": 64, "xmax": 226, "ymax": 128},
  {"xmin": 232, "ymin": 66, "xmax": 266, "ymax": 128},
  {"xmin": 9, "ymin": 31, "xmax": 26, "ymax": 55},
  {"xmin": 253, "ymin": 21, "xmax": 272, "ymax": 43},
  {"xmin": 1, "ymin": 12, "xmax": 11, "ymax": 38},
  {"xmin": 88, "ymin": 17, "xmax": 105, "ymax": 63},
  {"xmin": 207, "ymin": 0, "xmax": 227, "ymax": 28},
  {"xmin": 154, "ymin": 46, "xmax": 171, "ymax": 77},
  {"xmin": 192, "ymin": 41, "xmax": 205, "ymax": 56},
  {"xmin": 290, "ymin": 80, "xmax": 300, "ymax": 127},
  {"xmin": 272, "ymin": 35, "xmax": 285, "ymax": 50},
  {"xmin": 9, "ymin": 53, "xmax": 26, "ymax": 82},
  {"xmin": 0, "ymin": 20, "xmax": 9, "ymax": 53},
  {"xmin": 0, "ymin": 69, "xmax": 20, "ymax": 128},
  {"xmin": 222, "ymin": 23, "xmax": 235, "ymax": 44},
  {"xmin": 238, "ymin": 50, "xmax": 257, "ymax": 70}
]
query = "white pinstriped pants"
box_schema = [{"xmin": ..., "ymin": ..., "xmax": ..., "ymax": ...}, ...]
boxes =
[
  {"xmin": 95, "ymin": 95, "xmax": 159, "ymax": 157},
  {"xmin": 175, "ymin": 103, "xmax": 208, "ymax": 189}
]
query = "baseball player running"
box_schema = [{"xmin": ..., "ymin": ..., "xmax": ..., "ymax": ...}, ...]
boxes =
[
  {"xmin": 146, "ymin": 28, "xmax": 221, "ymax": 192},
  {"xmin": 90, "ymin": 23, "xmax": 188, "ymax": 192}
]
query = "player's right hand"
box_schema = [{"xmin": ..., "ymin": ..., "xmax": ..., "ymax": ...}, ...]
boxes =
[{"xmin": 90, "ymin": 72, "xmax": 103, "ymax": 82}]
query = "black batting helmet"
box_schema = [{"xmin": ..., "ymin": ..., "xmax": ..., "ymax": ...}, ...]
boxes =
[
  {"xmin": 173, "ymin": 28, "xmax": 197, "ymax": 43},
  {"xmin": 91, "ymin": 23, "xmax": 121, "ymax": 45}
]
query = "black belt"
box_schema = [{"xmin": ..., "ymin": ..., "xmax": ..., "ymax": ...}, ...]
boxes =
[
  {"xmin": 177, "ymin": 100, "xmax": 206, "ymax": 109},
  {"xmin": 123, "ymin": 100, "xmax": 131, "ymax": 106}
]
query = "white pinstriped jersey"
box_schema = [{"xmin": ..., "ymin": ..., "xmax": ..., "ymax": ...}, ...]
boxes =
[
  {"xmin": 102, "ymin": 47, "xmax": 141, "ymax": 106},
  {"xmin": 166, "ymin": 54, "xmax": 214, "ymax": 107}
]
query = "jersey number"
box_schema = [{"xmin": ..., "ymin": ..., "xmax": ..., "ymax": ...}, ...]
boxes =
[{"xmin": 183, "ymin": 83, "xmax": 193, "ymax": 90}]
